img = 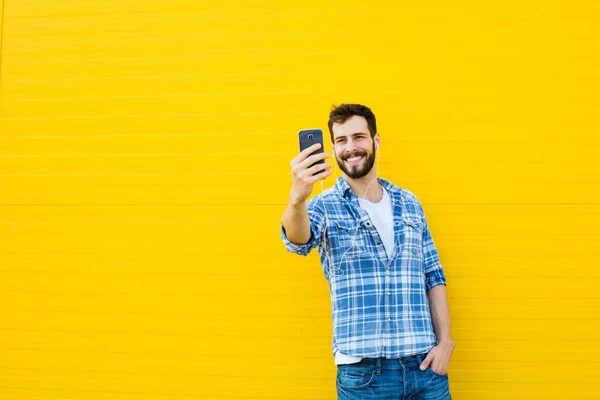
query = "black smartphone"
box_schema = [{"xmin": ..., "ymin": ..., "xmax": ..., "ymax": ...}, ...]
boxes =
[{"xmin": 298, "ymin": 128, "xmax": 325, "ymax": 174}]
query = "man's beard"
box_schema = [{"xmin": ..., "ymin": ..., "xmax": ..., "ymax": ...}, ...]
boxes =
[{"xmin": 336, "ymin": 142, "xmax": 376, "ymax": 179}]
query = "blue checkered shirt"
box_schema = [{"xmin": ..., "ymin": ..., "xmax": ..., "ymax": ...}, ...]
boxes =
[{"xmin": 281, "ymin": 177, "xmax": 446, "ymax": 359}]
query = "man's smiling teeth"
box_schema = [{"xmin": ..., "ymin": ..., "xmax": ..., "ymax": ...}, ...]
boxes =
[{"xmin": 347, "ymin": 156, "xmax": 363, "ymax": 163}]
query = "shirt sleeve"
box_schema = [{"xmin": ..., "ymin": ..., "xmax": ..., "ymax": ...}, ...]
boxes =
[
  {"xmin": 417, "ymin": 201, "xmax": 447, "ymax": 291},
  {"xmin": 280, "ymin": 197, "xmax": 326, "ymax": 256}
]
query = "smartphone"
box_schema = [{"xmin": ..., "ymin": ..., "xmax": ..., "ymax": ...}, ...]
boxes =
[{"xmin": 298, "ymin": 128, "xmax": 325, "ymax": 174}]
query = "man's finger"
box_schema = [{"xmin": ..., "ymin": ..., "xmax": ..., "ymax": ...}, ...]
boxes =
[
  {"xmin": 298, "ymin": 152, "xmax": 330, "ymax": 170},
  {"xmin": 297, "ymin": 160, "xmax": 330, "ymax": 179},
  {"xmin": 293, "ymin": 143, "xmax": 323, "ymax": 165},
  {"xmin": 305, "ymin": 168, "xmax": 332, "ymax": 184},
  {"xmin": 420, "ymin": 353, "xmax": 433, "ymax": 371},
  {"xmin": 304, "ymin": 162, "xmax": 331, "ymax": 176}
]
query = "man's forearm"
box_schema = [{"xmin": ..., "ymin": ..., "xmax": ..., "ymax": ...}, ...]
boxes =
[
  {"xmin": 427, "ymin": 284, "xmax": 454, "ymax": 346},
  {"xmin": 281, "ymin": 198, "xmax": 311, "ymax": 245}
]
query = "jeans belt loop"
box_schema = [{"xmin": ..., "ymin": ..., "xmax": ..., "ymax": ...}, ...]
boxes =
[{"xmin": 375, "ymin": 358, "xmax": 382, "ymax": 375}]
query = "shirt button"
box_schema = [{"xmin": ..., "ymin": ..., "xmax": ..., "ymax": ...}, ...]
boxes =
[
  {"xmin": 377, "ymin": 242, "xmax": 382, "ymax": 245},
  {"xmin": 386, "ymin": 292, "xmax": 390, "ymax": 296},
  {"xmin": 366, "ymin": 222, "xmax": 371, "ymax": 226},
  {"xmin": 387, "ymin": 318, "xmax": 391, "ymax": 322}
]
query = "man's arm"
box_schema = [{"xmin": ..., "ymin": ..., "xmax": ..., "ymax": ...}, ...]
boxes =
[
  {"xmin": 282, "ymin": 199, "xmax": 312, "ymax": 245},
  {"xmin": 427, "ymin": 284, "xmax": 454, "ymax": 347},
  {"xmin": 419, "ymin": 284, "xmax": 454, "ymax": 374},
  {"xmin": 281, "ymin": 143, "xmax": 331, "ymax": 246},
  {"xmin": 415, "ymin": 198, "xmax": 454, "ymax": 374}
]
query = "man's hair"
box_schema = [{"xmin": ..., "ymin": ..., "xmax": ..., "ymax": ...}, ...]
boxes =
[{"xmin": 327, "ymin": 103, "xmax": 377, "ymax": 142}]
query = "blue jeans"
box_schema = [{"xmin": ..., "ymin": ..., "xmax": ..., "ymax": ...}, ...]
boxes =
[{"xmin": 336, "ymin": 353, "xmax": 451, "ymax": 399}]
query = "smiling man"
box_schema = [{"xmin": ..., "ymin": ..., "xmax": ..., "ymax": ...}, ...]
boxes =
[{"xmin": 281, "ymin": 104, "xmax": 454, "ymax": 399}]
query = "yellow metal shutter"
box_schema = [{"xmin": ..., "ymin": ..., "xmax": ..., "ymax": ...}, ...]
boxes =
[{"xmin": 1, "ymin": 1, "xmax": 599, "ymax": 399}]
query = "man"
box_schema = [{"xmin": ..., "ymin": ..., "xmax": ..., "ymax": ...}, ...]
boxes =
[{"xmin": 280, "ymin": 104, "xmax": 454, "ymax": 399}]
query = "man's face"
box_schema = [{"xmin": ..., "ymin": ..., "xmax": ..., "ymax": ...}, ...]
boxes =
[{"xmin": 332, "ymin": 115, "xmax": 377, "ymax": 180}]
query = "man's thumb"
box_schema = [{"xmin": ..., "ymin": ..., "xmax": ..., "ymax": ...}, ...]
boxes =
[{"xmin": 420, "ymin": 353, "xmax": 433, "ymax": 370}]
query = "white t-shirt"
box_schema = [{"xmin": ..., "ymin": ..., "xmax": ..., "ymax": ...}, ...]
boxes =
[
  {"xmin": 335, "ymin": 187, "xmax": 395, "ymax": 365},
  {"xmin": 357, "ymin": 187, "xmax": 395, "ymax": 259}
]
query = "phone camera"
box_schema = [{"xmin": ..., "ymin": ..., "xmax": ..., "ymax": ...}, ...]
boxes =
[{"xmin": 308, "ymin": 134, "xmax": 314, "ymax": 140}]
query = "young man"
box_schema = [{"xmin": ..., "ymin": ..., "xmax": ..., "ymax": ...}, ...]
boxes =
[{"xmin": 281, "ymin": 104, "xmax": 454, "ymax": 399}]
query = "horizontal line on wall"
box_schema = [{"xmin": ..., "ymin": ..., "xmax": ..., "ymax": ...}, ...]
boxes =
[
  {"xmin": 0, "ymin": 172, "xmax": 287, "ymax": 176},
  {"xmin": 0, "ymin": 204, "xmax": 290, "ymax": 207},
  {"xmin": 0, "ymin": 132, "xmax": 296, "ymax": 138},
  {"xmin": 4, "ymin": 31, "xmax": 400, "ymax": 47},
  {"xmin": 0, "ymin": 152, "xmax": 291, "ymax": 158},
  {"xmin": 0, "ymin": 271, "xmax": 321, "ymax": 277},
  {"xmin": 0, "ymin": 383, "xmax": 334, "ymax": 397},
  {"xmin": 0, "ymin": 328, "xmax": 329, "ymax": 338},
  {"xmin": 1, "ymin": 49, "xmax": 401, "ymax": 65},
  {"xmin": 7, "ymin": 6, "xmax": 413, "ymax": 21},
  {"xmin": 0, "ymin": 111, "xmax": 322, "ymax": 120},
  {"xmin": 0, "ymin": 290, "xmax": 329, "ymax": 298},
  {"xmin": 0, "ymin": 89, "xmax": 432, "ymax": 102},
  {"xmin": 0, "ymin": 367, "xmax": 334, "ymax": 382},
  {"xmin": 6, "ymin": 0, "xmax": 173, "ymax": 8},
  {"xmin": 0, "ymin": 346, "xmax": 335, "ymax": 356},
  {"xmin": 5, "ymin": 10, "xmax": 392, "ymax": 28},
  {"xmin": 1, "ymin": 70, "xmax": 337, "ymax": 83},
  {"xmin": 0, "ymin": 309, "xmax": 332, "ymax": 317}
]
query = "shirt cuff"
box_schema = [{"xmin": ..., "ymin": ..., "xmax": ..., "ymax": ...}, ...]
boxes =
[
  {"xmin": 280, "ymin": 222, "xmax": 314, "ymax": 256},
  {"xmin": 425, "ymin": 265, "xmax": 447, "ymax": 292}
]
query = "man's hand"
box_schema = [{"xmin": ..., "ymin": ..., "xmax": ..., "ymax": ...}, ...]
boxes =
[
  {"xmin": 289, "ymin": 144, "xmax": 331, "ymax": 206},
  {"xmin": 419, "ymin": 341, "xmax": 455, "ymax": 375}
]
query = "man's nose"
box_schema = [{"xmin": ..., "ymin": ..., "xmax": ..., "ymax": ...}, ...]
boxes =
[{"xmin": 346, "ymin": 139, "xmax": 359, "ymax": 153}]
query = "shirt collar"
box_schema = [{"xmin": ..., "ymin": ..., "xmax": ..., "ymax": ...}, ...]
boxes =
[{"xmin": 334, "ymin": 177, "xmax": 401, "ymax": 203}]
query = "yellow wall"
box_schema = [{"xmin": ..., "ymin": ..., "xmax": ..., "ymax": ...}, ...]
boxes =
[{"xmin": 1, "ymin": 1, "xmax": 599, "ymax": 399}]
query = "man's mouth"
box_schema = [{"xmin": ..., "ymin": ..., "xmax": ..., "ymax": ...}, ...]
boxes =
[{"xmin": 345, "ymin": 155, "xmax": 364, "ymax": 166}]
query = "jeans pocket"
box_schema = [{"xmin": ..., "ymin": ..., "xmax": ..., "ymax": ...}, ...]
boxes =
[
  {"xmin": 428, "ymin": 366, "xmax": 448, "ymax": 377},
  {"xmin": 337, "ymin": 365, "xmax": 376, "ymax": 390}
]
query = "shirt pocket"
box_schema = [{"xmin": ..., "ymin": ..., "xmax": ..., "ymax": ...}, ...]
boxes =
[
  {"xmin": 401, "ymin": 216, "xmax": 423, "ymax": 254},
  {"xmin": 328, "ymin": 220, "xmax": 365, "ymax": 276}
]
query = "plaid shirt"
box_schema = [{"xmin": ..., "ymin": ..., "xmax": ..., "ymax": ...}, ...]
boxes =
[{"xmin": 281, "ymin": 177, "xmax": 446, "ymax": 359}]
